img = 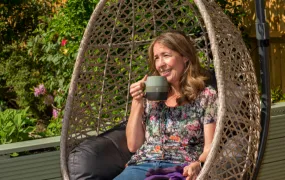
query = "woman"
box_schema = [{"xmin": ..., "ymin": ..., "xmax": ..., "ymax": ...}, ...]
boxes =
[{"xmin": 114, "ymin": 31, "xmax": 217, "ymax": 180}]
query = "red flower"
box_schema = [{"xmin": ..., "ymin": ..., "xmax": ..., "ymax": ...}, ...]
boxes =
[{"xmin": 61, "ymin": 39, "xmax": 68, "ymax": 46}]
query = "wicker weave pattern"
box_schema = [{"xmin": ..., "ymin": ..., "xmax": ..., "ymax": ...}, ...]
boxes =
[
  {"xmin": 61, "ymin": 0, "xmax": 261, "ymax": 179},
  {"xmin": 194, "ymin": 1, "xmax": 261, "ymax": 179},
  {"xmin": 64, "ymin": 0, "xmax": 210, "ymax": 149}
]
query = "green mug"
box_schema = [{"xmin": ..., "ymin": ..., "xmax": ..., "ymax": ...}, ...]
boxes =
[{"xmin": 144, "ymin": 76, "xmax": 169, "ymax": 101}]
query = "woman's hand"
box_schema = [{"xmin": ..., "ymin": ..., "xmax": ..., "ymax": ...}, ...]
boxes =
[
  {"xmin": 183, "ymin": 161, "xmax": 201, "ymax": 180},
  {"xmin": 130, "ymin": 75, "xmax": 147, "ymax": 101}
]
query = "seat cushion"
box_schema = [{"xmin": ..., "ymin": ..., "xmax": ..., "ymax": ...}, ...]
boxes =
[{"xmin": 68, "ymin": 122, "xmax": 132, "ymax": 180}]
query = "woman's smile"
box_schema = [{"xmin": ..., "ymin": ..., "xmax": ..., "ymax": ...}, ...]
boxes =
[
  {"xmin": 160, "ymin": 68, "xmax": 172, "ymax": 76},
  {"xmin": 153, "ymin": 42, "xmax": 187, "ymax": 87}
]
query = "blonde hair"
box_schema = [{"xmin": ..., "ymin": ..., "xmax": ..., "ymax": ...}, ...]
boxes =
[{"xmin": 148, "ymin": 31, "xmax": 208, "ymax": 103}]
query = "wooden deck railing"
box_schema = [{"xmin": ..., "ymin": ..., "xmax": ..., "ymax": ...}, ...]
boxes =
[{"xmin": 0, "ymin": 136, "xmax": 61, "ymax": 180}]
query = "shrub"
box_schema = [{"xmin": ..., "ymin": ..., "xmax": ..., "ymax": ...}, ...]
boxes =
[
  {"xmin": 26, "ymin": 0, "xmax": 99, "ymax": 120},
  {"xmin": 0, "ymin": 107, "xmax": 36, "ymax": 144},
  {"xmin": 271, "ymin": 86, "xmax": 285, "ymax": 103},
  {"xmin": 1, "ymin": 0, "xmax": 99, "ymax": 122},
  {"xmin": 1, "ymin": 0, "xmax": 252, "ymax": 140},
  {"xmin": 0, "ymin": 0, "xmax": 63, "ymax": 116}
]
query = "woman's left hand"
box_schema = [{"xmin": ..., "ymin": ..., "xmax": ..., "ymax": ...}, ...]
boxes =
[{"xmin": 182, "ymin": 161, "xmax": 201, "ymax": 180}]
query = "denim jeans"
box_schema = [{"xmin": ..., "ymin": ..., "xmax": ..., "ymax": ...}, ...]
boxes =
[{"xmin": 113, "ymin": 161, "xmax": 178, "ymax": 180}]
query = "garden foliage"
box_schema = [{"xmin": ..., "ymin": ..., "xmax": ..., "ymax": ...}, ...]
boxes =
[
  {"xmin": 1, "ymin": 0, "xmax": 99, "ymax": 143},
  {"xmin": 0, "ymin": 0, "xmax": 278, "ymax": 144},
  {"xmin": 0, "ymin": 107, "xmax": 36, "ymax": 144},
  {"xmin": 271, "ymin": 86, "xmax": 285, "ymax": 103}
]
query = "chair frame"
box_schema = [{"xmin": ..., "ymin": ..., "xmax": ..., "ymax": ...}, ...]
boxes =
[{"xmin": 60, "ymin": 0, "xmax": 261, "ymax": 179}]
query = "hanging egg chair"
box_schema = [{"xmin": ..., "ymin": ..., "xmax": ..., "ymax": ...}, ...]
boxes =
[{"xmin": 60, "ymin": 0, "xmax": 261, "ymax": 179}]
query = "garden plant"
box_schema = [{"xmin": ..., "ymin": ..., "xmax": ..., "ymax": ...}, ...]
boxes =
[{"xmin": 1, "ymin": 0, "xmax": 284, "ymax": 145}]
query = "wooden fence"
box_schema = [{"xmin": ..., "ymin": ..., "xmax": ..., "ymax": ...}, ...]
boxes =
[{"xmin": 234, "ymin": 0, "xmax": 285, "ymax": 92}]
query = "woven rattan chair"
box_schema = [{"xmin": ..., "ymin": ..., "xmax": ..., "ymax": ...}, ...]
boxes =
[{"xmin": 60, "ymin": 0, "xmax": 261, "ymax": 179}]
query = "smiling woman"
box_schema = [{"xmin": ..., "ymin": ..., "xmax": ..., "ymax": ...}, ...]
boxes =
[
  {"xmin": 115, "ymin": 31, "xmax": 218, "ymax": 180},
  {"xmin": 153, "ymin": 42, "xmax": 187, "ymax": 88},
  {"xmin": 148, "ymin": 31, "xmax": 208, "ymax": 104},
  {"xmin": 60, "ymin": 0, "xmax": 261, "ymax": 180}
]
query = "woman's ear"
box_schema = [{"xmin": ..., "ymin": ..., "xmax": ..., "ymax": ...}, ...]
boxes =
[{"xmin": 183, "ymin": 57, "xmax": 189, "ymax": 64}]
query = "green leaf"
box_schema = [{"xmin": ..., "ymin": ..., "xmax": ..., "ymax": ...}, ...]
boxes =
[{"xmin": 10, "ymin": 152, "xmax": 19, "ymax": 157}]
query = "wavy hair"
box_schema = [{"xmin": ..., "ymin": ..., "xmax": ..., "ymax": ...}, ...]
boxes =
[{"xmin": 148, "ymin": 31, "xmax": 208, "ymax": 103}]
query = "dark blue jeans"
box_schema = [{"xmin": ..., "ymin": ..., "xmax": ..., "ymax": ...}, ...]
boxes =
[{"xmin": 113, "ymin": 161, "xmax": 178, "ymax": 180}]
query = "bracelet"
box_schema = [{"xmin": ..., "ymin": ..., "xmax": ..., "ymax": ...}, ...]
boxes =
[{"xmin": 196, "ymin": 159, "xmax": 204, "ymax": 168}]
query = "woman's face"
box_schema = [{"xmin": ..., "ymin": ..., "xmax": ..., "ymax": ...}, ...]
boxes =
[{"xmin": 153, "ymin": 42, "xmax": 188, "ymax": 87}]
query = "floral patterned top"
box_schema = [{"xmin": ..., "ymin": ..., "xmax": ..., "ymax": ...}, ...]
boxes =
[{"xmin": 127, "ymin": 86, "xmax": 218, "ymax": 165}]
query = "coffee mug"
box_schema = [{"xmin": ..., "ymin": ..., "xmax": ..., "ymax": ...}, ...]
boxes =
[{"xmin": 144, "ymin": 76, "xmax": 169, "ymax": 101}]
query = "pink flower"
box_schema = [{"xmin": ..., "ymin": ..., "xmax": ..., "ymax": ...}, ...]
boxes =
[
  {"xmin": 182, "ymin": 139, "xmax": 188, "ymax": 146},
  {"xmin": 204, "ymin": 88, "xmax": 211, "ymax": 95},
  {"xmin": 184, "ymin": 156, "xmax": 193, "ymax": 162},
  {"xmin": 149, "ymin": 115, "xmax": 156, "ymax": 121},
  {"xmin": 52, "ymin": 109, "xmax": 59, "ymax": 119},
  {"xmin": 186, "ymin": 123, "xmax": 200, "ymax": 131},
  {"xmin": 34, "ymin": 87, "xmax": 41, "ymax": 97},
  {"xmin": 38, "ymin": 84, "xmax": 46, "ymax": 95},
  {"xmin": 34, "ymin": 84, "xmax": 46, "ymax": 97},
  {"xmin": 61, "ymin": 39, "xmax": 67, "ymax": 46}
]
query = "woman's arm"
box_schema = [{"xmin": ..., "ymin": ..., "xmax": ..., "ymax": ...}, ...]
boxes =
[
  {"xmin": 198, "ymin": 87, "xmax": 218, "ymax": 162},
  {"xmin": 126, "ymin": 100, "xmax": 146, "ymax": 152},
  {"xmin": 126, "ymin": 75, "xmax": 148, "ymax": 153},
  {"xmin": 198, "ymin": 123, "xmax": 216, "ymax": 162},
  {"xmin": 183, "ymin": 123, "xmax": 216, "ymax": 180},
  {"xmin": 183, "ymin": 87, "xmax": 218, "ymax": 180}
]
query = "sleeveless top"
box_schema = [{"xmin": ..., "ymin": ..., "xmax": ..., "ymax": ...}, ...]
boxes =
[{"xmin": 127, "ymin": 86, "xmax": 218, "ymax": 165}]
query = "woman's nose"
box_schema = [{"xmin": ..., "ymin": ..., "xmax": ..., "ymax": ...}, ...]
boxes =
[{"xmin": 156, "ymin": 57, "xmax": 166, "ymax": 67}]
